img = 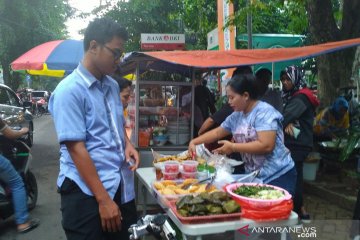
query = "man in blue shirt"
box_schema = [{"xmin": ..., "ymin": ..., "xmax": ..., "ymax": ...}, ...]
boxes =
[{"xmin": 49, "ymin": 18, "xmax": 139, "ymax": 240}]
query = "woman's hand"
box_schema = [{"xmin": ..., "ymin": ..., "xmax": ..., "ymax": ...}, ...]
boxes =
[
  {"xmin": 188, "ymin": 140, "xmax": 197, "ymax": 158},
  {"xmin": 213, "ymin": 140, "xmax": 234, "ymax": 155},
  {"xmin": 285, "ymin": 123, "xmax": 294, "ymax": 137}
]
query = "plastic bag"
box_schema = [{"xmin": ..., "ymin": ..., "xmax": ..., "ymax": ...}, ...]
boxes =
[{"xmin": 240, "ymin": 199, "xmax": 293, "ymax": 221}]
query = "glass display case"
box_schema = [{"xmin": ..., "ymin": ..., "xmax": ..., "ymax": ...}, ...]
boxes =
[{"xmin": 130, "ymin": 71, "xmax": 194, "ymax": 149}]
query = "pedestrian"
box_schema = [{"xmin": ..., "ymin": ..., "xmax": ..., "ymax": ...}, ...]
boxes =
[
  {"xmin": 0, "ymin": 117, "xmax": 40, "ymax": 233},
  {"xmin": 49, "ymin": 17, "xmax": 140, "ymax": 240},
  {"xmin": 189, "ymin": 74, "xmax": 296, "ymax": 196},
  {"xmin": 255, "ymin": 68, "xmax": 283, "ymax": 113},
  {"xmin": 281, "ymin": 65, "xmax": 320, "ymax": 223}
]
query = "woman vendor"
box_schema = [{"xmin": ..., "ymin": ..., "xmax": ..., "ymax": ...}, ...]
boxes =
[
  {"xmin": 188, "ymin": 74, "xmax": 296, "ymax": 196},
  {"xmin": 313, "ymin": 96, "xmax": 350, "ymax": 141}
]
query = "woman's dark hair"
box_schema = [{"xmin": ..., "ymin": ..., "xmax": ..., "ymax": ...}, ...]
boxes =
[
  {"xmin": 84, "ymin": 17, "xmax": 128, "ymax": 51},
  {"xmin": 114, "ymin": 77, "xmax": 132, "ymax": 92},
  {"xmin": 227, "ymin": 74, "xmax": 259, "ymax": 100}
]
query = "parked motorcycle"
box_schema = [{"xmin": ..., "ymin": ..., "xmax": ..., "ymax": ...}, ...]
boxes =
[
  {"xmin": 128, "ymin": 214, "xmax": 176, "ymax": 240},
  {"xmin": 0, "ymin": 135, "xmax": 38, "ymax": 220}
]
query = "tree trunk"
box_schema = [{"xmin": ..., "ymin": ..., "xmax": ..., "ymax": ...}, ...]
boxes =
[{"xmin": 306, "ymin": 0, "xmax": 360, "ymax": 106}]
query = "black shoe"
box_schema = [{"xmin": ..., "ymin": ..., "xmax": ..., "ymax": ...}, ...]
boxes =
[{"xmin": 18, "ymin": 218, "xmax": 40, "ymax": 234}]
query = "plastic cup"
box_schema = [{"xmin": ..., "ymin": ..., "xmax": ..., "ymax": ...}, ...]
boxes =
[
  {"xmin": 162, "ymin": 171, "xmax": 179, "ymax": 180},
  {"xmin": 182, "ymin": 160, "xmax": 198, "ymax": 173},
  {"xmin": 181, "ymin": 171, "xmax": 197, "ymax": 179},
  {"xmin": 164, "ymin": 161, "xmax": 180, "ymax": 173}
]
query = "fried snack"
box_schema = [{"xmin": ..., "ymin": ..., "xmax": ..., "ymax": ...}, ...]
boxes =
[
  {"xmin": 174, "ymin": 188, "xmax": 189, "ymax": 194},
  {"xmin": 163, "ymin": 188, "xmax": 176, "ymax": 195},
  {"xmin": 166, "ymin": 185, "xmax": 178, "ymax": 190},
  {"xmin": 154, "ymin": 153, "xmax": 192, "ymax": 163},
  {"xmin": 162, "ymin": 180, "xmax": 176, "ymax": 186},
  {"xmin": 153, "ymin": 182, "xmax": 165, "ymax": 190},
  {"xmin": 206, "ymin": 185, "xmax": 217, "ymax": 192},
  {"xmin": 195, "ymin": 184, "xmax": 207, "ymax": 193},
  {"xmin": 154, "ymin": 180, "xmax": 218, "ymax": 197},
  {"xmin": 188, "ymin": 185, "xmax": 200, "ymax": 193},
  {"xmin": 182, "ymin": 178, "xmax": 198, "ymax": 185}
]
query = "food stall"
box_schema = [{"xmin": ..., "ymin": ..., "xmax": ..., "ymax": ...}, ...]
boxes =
[
  {"xmin": 119, "ymin": 38, "xmax": 360, "ymax": 165},
  {"xmin": 118, "ymin": 38, "xmax": 360, "ymax": 238}
]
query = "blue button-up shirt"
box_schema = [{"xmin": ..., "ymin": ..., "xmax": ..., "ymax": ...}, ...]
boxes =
[{"xmin": 49, "ymin": 63, "xmax": 134, "ymax": 202}]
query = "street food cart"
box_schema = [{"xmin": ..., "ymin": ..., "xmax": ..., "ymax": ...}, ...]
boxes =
[
  {"xmin": 118, "ymin": 38, "xmax": 360, "ymax": 238},
  {"xmin": 119, "ymin": 38, "xmax": 360, "ymax": 165}
]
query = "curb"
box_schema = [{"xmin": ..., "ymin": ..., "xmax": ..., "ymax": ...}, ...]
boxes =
[{"xmin": 304, "ymin": 180, "xmax": 356, "ymax": 211}]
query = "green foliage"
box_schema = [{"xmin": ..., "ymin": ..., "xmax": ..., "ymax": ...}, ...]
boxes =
[
  {"xmin": 178, "ymin": 0, "xmax": 217, "ymax": 49},
  {"xmin": 339, "ymin": 126, "xmax": 360, "ymax": 162},
  {"xmin": 229, "ymin": 0, "xmax": 308, "ymax": 35},
  {"xmin": 0, "ymin": 0, "xmax": 73, "ymax": 89},
  {"xmin": 93, "ymin": 0, "xmax": 182, "ymax": 52}
]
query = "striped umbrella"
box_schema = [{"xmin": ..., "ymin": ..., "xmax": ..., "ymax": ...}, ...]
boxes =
[{"xmin": 11, "ymin": 39, "xmax": 84, "ymax": 77}]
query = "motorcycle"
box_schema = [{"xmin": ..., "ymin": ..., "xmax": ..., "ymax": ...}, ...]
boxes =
[
  {"xmin": 30, "ymin": 98, "xmax": 47, "ymax": 117},
  {"xmin": 0, "ymin": 135, "xmax": 38, "ymax": 220},
  {"xmin": 128, "ymin": 214, "xmax": 176, "ymax": 240}
]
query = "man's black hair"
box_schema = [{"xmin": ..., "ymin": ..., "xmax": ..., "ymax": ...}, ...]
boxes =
[
  {"xmin": 84, "ymin": 17, "xmax": 128, "ymax": 51},
  {"xmin": 232, "ymin": 65, "xmax": 253, "ymax": 77},
  {"xmin": 255, "ymin": 68, "xmax": 272, "ymax": 97},
  {"xmin": 255, "ymin": 68, "xmax": 272, "ymax": 80}
]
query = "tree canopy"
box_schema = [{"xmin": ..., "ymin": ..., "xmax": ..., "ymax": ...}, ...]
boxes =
[{"xmin": 0, "ymin": 0, "xmax": 73, "ymax": 90}]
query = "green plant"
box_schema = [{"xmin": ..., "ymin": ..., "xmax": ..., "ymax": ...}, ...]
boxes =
[{"xmin": 338, "ymin": 126, "xmax": 360, "ymax": 162}]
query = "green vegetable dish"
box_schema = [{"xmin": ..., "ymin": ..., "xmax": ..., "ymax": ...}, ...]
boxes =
[{"xmin": 233, "ymin": 185, "xmax": 285, "ymax": 200}]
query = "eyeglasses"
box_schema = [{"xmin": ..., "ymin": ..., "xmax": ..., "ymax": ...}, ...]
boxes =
[{"xmin": 103, "ymin": 45, "xmax": 124, "ymax": 60}]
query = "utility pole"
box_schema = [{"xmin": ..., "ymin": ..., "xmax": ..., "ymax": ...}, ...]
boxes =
[{"xmin": 247, "ymin": 0, "xmax": 253, "ymax": 49}]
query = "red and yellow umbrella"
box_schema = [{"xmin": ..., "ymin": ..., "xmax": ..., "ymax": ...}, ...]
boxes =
[{"xmin": 11, "ymin": 39, "xmax": 84, "ymax": 77}]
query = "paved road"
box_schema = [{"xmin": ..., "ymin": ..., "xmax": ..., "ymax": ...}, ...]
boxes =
[{"xmin": 0, "ymin": 115, "xmax": 66, "ymax": 240}]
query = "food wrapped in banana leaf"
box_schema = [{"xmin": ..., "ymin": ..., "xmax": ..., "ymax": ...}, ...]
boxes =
[
  {"xmin": 222, "ymin": 200, "xmax": 241, "ymax": 213},
  {"xmin": 210, "ymin": 191, "xmax": 228, "ymax": 201},
  {"xmin": 176, "ymin": 195, "xmax": 193, "ymax": 209},
  {"xmin": 189, "ymin": 204, "xmax": 207, "ymax": 214},
  {"xmin": 175, "ymin": 192, "xmax": 241, "ymax": 217},
  {"xmin": 208, "ymin": 205, "xmax": 223, "ymax": 214},
  {"xmin": 189, "ymin": 196, "xmax": 204, "ymax": 205}
]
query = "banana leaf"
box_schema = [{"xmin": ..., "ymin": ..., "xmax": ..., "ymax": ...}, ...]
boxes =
[{"xmin": 339, "ymin": 126, "xmax": 360, "ymax": 162}]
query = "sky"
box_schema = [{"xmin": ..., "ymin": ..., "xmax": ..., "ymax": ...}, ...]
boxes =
[{"xmin": 66, "ymin": 0, "xmax": 100, "ymax": 40}]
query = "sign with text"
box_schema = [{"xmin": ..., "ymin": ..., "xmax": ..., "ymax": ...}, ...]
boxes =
[{"xmin": 141, "ymin": 34, "xmax": 185, "ymax": 50}]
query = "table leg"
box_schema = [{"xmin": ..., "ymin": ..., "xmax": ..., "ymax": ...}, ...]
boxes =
[
  {"xmin": 182, "ymin": 234, "xmax": 202, "ymax": 240},
  {"xmin": 142, "ymin": 185, "xmax": 147, "ymax": 215}
]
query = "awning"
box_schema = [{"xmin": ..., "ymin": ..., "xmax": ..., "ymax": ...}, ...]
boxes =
[{"xmin": 119, "ymin": 37, "xmax": 360, "ymax": 77}]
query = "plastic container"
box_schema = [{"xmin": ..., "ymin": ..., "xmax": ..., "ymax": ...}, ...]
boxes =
[
  {"xmin": 162, "ymin": 170, "xmax": 179, "ymax": 180},
  {"xmin": 169, "ymin": 201, "xmax": 241, "ymax": 224},
  {"xmin": 180, "ymin": 171, "xmax": 197, "ymax": 179},
  {"xmin": 182, "ymin": 160, "xmax": 198, "ymax": 173},
  {"xmin": 153, "ymin": 135, "xmax": 168, "ymax": 146},
  {"xmin": 225, "ymin": 183, "xmax": 292, "ymax": 208},
  {"xmin": 138, "ymin": 130, "xmax": 150, "ymax": 147},
  {"xmin": 164, "ymin": 161, "xmax": 180, "ymax": 173},
  {"xmin": 303, "ymin": 161, "xmax": 319, "ymax": 181},
  {"xmin": 197, "ymin": 170, "xmax": 209, "ymax": 180}
]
